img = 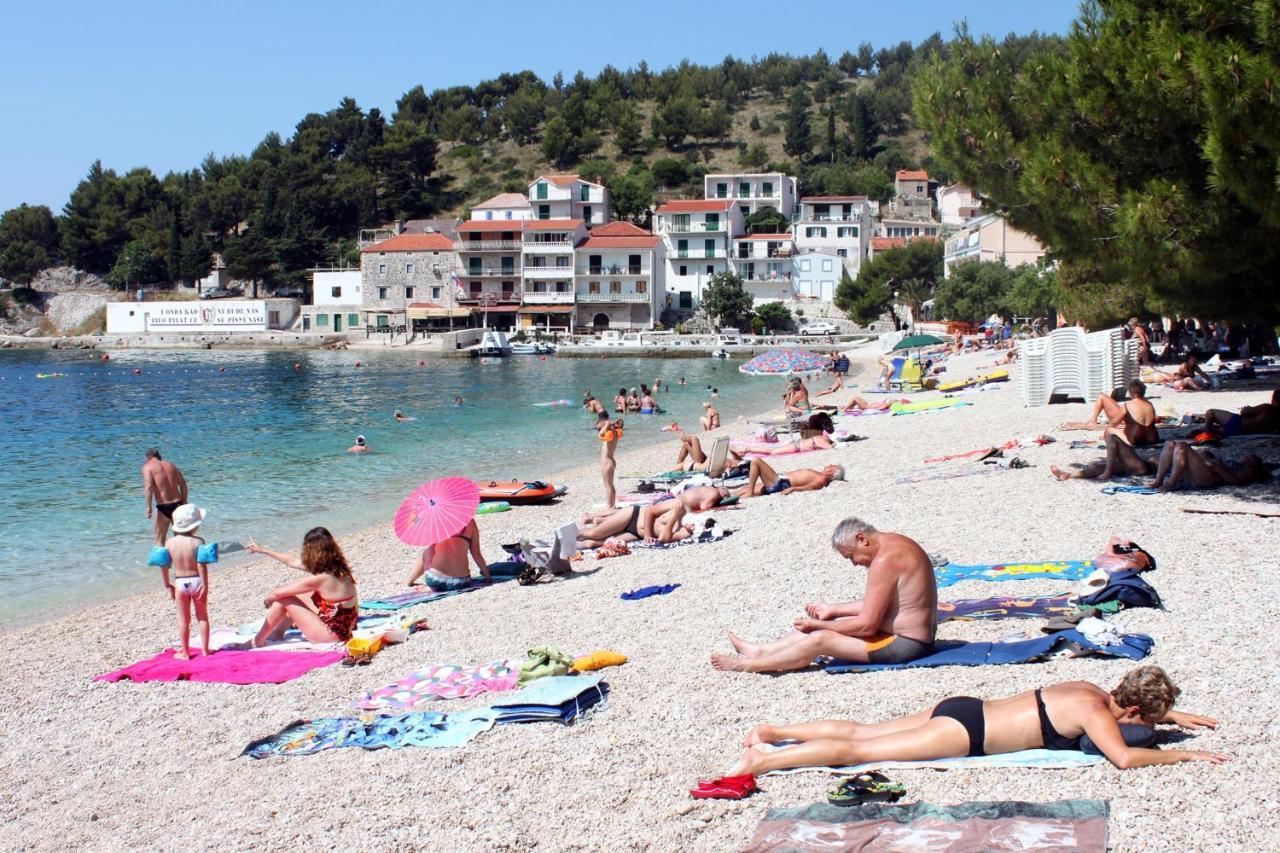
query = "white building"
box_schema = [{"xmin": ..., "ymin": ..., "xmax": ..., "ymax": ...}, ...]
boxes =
[
  {"xmin": 470, "ymin": 192, "xmax": 532, "ymax": 222},
  {"xmin": 732, "ymin": 233, "xmax": 795, "ymax": 306},
  {"xmin": 528, "ymin": 175, "xmax": 611, "ymax": 225},
  {"xmin": 793, "ymin": 251, "xmax": 844, "ymax": 302},
  {"xmin": 301, "ymin": 268, "xmax": 362, "ymax": 333},
  {"xmin": 793, "ymin": 196, "xmax": 871, "ymax": 278},
  {"xmin": 935, "ymin": 184, "xmax": 982, "ymax": 227},
  {"xmin": 574, "ymin": 221, "xmax": 665, "ymax": 331},
  {"xmin": 455, "ymin": 220, "xmax": 523, "ymax": 328},
  {"xmin": 106, "ymin": 299, "xmax": 299, "ymax": 334},
  {"xmin": 519, "ymin": 219, "xmax": 587, "ymax": 330},
  {"xmin": 942, "ymin": 213, "xmax": 1047, "ymax": 278},
  {"xmin": 879, "ymin": 218, "xmax": 943, "ymax": 240},
  {"xmin": 655, "ymin": 199, "xmax": 746, "ymax": 311},
  {"xmin": 703, "ymin": 172, "xmax": 798, "ymax": 219}
]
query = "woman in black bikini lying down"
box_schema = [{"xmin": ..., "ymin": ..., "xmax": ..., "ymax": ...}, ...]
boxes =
[{"xmin": 724, "ymin": 666, "xmax": 1227, "ymax": 774}]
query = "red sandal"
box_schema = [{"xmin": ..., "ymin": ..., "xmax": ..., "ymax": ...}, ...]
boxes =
[{"xmin": 690, "ymin": 773, "xmax": 758, "ymax": 800}]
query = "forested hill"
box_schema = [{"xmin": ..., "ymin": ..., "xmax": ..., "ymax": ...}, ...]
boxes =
[{"xmin": 0, "ymin": 35, "xmax": 1053, "ymax": 292}]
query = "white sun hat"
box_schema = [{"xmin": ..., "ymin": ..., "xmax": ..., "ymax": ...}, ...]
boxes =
[{"xmin": 171, "ymin": 504, "xmax": 206, "ymax": 533}]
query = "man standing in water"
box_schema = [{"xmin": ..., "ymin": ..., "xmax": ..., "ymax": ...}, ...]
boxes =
[{"xmin": 142, "ymin": 449, "xmax": 188, "ymax": 545}]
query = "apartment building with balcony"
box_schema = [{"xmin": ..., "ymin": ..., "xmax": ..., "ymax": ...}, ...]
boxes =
[
  {"xmin": 454, "ymin": 220, "xmax": 524, "ymax": 329},
  {"xmin": 793, "ymin": 250, "xmax": 844, "ymax": 302},
  {"xmin": 793, "ymin": 196, "xmax": 871, "ymax": 279},
  {"xmin": 573, "ymin": 221, "xmax": 665, "ymax": 331},
  {"xmin": 528, "ymin": 174, "xmax": 611, "ymax": 225},
  {"xmin": 360, "ymin": 233, "xmax": 463, "ymax": 332},
  {"xmin": 518, "ymin": 219, "xmax": 588, "ymax": 329},
  {"xmin": 732, "ymin": 234, "xmax": 795, "ymax": 306},
  {"xmin": 942, "ymin": 213, "xmax": 1046, "ymax": 278},
  {"xmin": 703, "ymin": 172, "xmax": 798, "ymax": 219},
  {"xmin": 879, "ymin": 219, "xmax": 943, "ymax": 240},
  {"xmin": 654, "ymin": 199, "xmax": 745, "ymax": 311},
  {"xmin": 935, "ymin": 184, "xmax": 982, "ymax": 227},
  {"xmin": 470, "ymin": 192, "xmax": 532, "ymax": 222},
  {"xmin": 891, "ymin": 169, "xmax": 935, "ymax": 221}
]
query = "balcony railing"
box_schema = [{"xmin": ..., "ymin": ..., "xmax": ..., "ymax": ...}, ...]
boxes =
[
  {"xmin": 458, "ymin": 294, "xmax": 518, "ymax": 304},
  {"xmin": 675, "ymin": 249, "xmax": 725, "ymax": 259},
  {"xmin": 522, "ymin": 266, "xmax": 575, "ymax": 279},
  {"xmin": 735, "ymin": 249, "xmax": 792, "ymax": 260},
  {"xmin": 521, "ymin": 291, "xmax": 575, "ymax": 303},
  {"xmin": 577, "ymin": 291, "xmax": 650, "ymax": 303},
  {"xmin": 523, "ymin": 238, "xmax": 573, "ymax": 248},
  {"xmin": 457, "ymin": 240, "xmax": 521, "ymax": 251},
  {"xmin": 741, "ymin": 274, "xmax": 793, "ymax": 283},
  {"xmin": 582, "ymin": 265, "xmax": 647, "ymax": 275},
  {"xmin": 710, "ymin": 191, "xmax": 781, "ymax": 200},
  {"xmin": 800, "ymin": 214, "xmax": 858, "ymax": 222},
  {"xmin": 662, "ymin": 221, "xmax": 724, "ymax": 233},
  {"xmin": 464, "ymin": 268, "xmax": 518, "ymax": 278}
]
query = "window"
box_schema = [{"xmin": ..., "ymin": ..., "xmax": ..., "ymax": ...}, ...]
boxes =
[
  {"xmin": 431, "ymin": 287, "xmax": 441, "ymax": 299},
  {"xmin": 738, "ymin": 181, "xmax": 749, "ymax": 197},
  {"xmin": 609, "ymin": 280, "xmax": 622, "ymax": 294},
  {"xmin": 378, "ymin": 263, "xmax": 387, "ymax": 275},
  {"xmin": 628, "ymin": 255, "xmax": 641, "ymax": 274},
  {"xmin": 588, "ymin": 281, "xmax": 600, "ymax": 294},
  {"xmin": 673, "ymin": 214, "xmax": 690, "ymax": 230},
  {"xmin": 376, "ymin": 315, "xmax": 389, "ymax": 328},
  {"xmin": 330, "ymin": 286, "xmax": 341, "ymax": 298},
  {"xmin": 469, "ymin": 282, "xmax": 482, "ymax": 295},
  {"xmin": 347, "ymin": 313, "xmax": 359, "ymax": 327},
  {"xmin": 405, "ymin": 263, "xmax": 414, "ymax": 275},
  {"xmin": 821, "ymin": 259, "xmax": 833, "ymax": 272},
  {"xmin": 635, "ymin": 281, "xmax": 646, "ymax": 294},
  {"xmin": 555, "ymin": 256, "xmax": 570, "ymax": 268},
  {"xmin": 706, "ymin": 265, "xmax": 714, "ymax": 275},
  {"xmin": 405, "ymin": 287, "xmax": 415, "ymax": 299},
  {"xmin": 715, "ymin": 182, "xmax": 727, "ymax": 198},
  {"xmin": 538, "ymin": 205, "xmax": 550, "ymax": 219},
  {"xmin": 704, "ymin": 213, "xmax": 719, "ymax": 232},
  {"xmin": 485, "ymin": 211, "xmax": 493, "ymax": 220},
  {"xmin": 316, "ymin": 314, "xmax": 329, "ymax": 326},
  {"xmin": 676, "ymin": 239, "xmax": 688, "ymax": 258},
  {"xmin": 837, "ymin": 249, "xmax": 848, "ymax": 258},
  {"xmin": 583, "ymin": 205, "xmax": 592, "ymax": 222},
  {"xmin": 502, "ymin": 281, "xmax": 515, "ymax": 295},
  {"xmin": 805, "ymin": 227, "xmax": 828, "ymax": 238},
  {"xmin": 536, "ymin": 182, "xmax": 547, "ymax": 199},
  {"xmin": 505, "ymin": 211, "xmax": 512, "ymax": 220},
  {"xmin": 838, "ymin": 226, "xmax": 858, "ymax": 238},
  {"xmin": 704, "ymin": 238, "xmax": 715, "ymax": 258},
  {"xmin": 762, "ymin": 181, "xmax": 773, "ymax": 196},
  {"xmin": 740, "ymin": 206, "xmax": 749, "ymax": 218},
  {"xmin": 678, "ymin": 265, "xmax": 688, "ymax": 276},
  {"xmin": 580, "ymin": 185, "xmax": 590, "ymax": 202},
  {"xmin": 469, "ymin": 259, "xmax": 482, "ymax": 274},
  {"xmin": 799, "ymin": 259, "xmax": 811, "ymax": 272},
  {"xmin": 378, "ymin": 287, "xmax": 388, "ymax": 299}
]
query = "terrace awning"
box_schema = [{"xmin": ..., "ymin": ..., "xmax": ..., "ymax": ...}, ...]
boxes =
[{"xmin": 406, "ymin": 303, "xmax": 470, "ymax": 319}]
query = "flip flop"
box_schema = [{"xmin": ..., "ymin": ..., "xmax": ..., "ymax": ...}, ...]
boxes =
[
  {"xmin": 690, "ymin": 774, "xmax": 758, "ymax": 800},
  {"xmin": 826, "ymin": 772, "xmax": 905, "ymax": 807}
]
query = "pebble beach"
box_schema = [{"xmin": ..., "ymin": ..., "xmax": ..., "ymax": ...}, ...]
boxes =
[{"xmin": 2, "ymin": 349, "xmax": 1277, "ymax": 852}]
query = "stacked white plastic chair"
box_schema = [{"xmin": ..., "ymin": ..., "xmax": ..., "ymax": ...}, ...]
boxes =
[{"xmin": 1018, "ymin": 327, "xmax": 1138, "ymax": 406}]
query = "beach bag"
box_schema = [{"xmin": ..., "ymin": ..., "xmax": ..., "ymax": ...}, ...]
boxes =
[{"xmin": 1077, "ymin": 571, "xmax": 1162, "ymax": 609}]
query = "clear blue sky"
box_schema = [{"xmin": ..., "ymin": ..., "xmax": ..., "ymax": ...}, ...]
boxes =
[{"xmin": 0, "ymin": 0, "xmax": 1080, "ymax": 213}]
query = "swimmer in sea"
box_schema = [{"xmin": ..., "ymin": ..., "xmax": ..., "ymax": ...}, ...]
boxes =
[
  {"xmin": 394, "ymin": 409, "xmax": 411, "ymax": 422},
  {"xmin": 453, "ymin": 394, "xmax": 464, "ymax": 407},
  {"xmin": 347, "ymin": 435, "xmax": 369, "ymax": 453}
]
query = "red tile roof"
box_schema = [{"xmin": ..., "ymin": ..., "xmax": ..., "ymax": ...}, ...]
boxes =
[
  {"xmin": 895, "ymin": 170, "xmax": 930, "ymax": 181},
  {"xmin": 361, "ymin": 233, "xmax": 455, "ymax": 253},
  {"xmin": 532, "ymin": 174, "xmax": 582, "ymax": 187},
  {"xmin": 870, "ymin": 237, "xmax": 907, "ymax": 251},
  {"xmin": 589, "ymin": 221, "xmax": 650, "ymax": 237},
  {"xmin": 655, "ymin": 199, "xmax": 734, "ymax": 213},
  {"xmin": 457, "ymin": 221, "xmax": 526, "ymax": 233},
  {"xmin": 581, "ymin": 235, "xmax": 660, "ymax": 249},
  {"xmin": 801, "ymin": 195, "xmax": 867, "ymax": 202},
  {"xmin": 523, "ymin": 219, "xmax": 584, "ymax": 231},
  {"xmin": 473, "ymin": 192, "xmax": 530, "ymax": 210}
]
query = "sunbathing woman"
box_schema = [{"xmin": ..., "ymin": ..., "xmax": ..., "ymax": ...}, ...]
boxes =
[
  {"xmin": 1051, "ymin": 433, "xmax": 1155, "ymax": 482},
  {"xmin": 1059, "ymin": 379, "xmax": 1159, "ymax": 446},
  {"xmin": 1147, "ymin": 354, "xmax": 1211, "ymax": 391},
  {"xmin": 700, "ymin": 401, "xmax": 721, "ymax": 431},
  {"xmin": 731, "ymin": 432, "xmax": 834, "ymax": 458},
  {"xmin": 405, "ymin": 517, "xmax": 491, "ymax": 589},
  {"xmin": 783, "ymin": 377, "xmax": 811, "ymax": 415},
  {"xmin": 1152, "ymin": 442, "xmax": 1272, "ymax": 492},
  {"xmin": 721, "ymin": 666, "xmax": 1227, "ymax": 775},
  {"xmin": 575, "ymin": 502, "xmax": 696, "ymax": 548},
  {"xmin": 245, "ymin": 528, "xmax": 359, "ymax": 645},
  {"xmin": 842, "ymin": 394, "xmax": 906, "ymax": 414}
]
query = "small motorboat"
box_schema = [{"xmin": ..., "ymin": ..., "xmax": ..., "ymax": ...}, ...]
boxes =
[
  {"xmin": 510, "ymin": 342, "xmax": 556, "ymax": 355},
  {"xmin": 472, "ymin": 329, "xmax": 512, "ymax": 358},
  {"xmin": 475, "ymin": 480, "xmax": 566, "ymax": 505},
  {"xmin": 710, "ymin": 348, "xmax": 730, "ymax": 359}
]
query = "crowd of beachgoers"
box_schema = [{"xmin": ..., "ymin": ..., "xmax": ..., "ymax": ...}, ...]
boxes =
[{"xmin": 2, "ymin": 330, "xmax": 1278, "ymax": 851}]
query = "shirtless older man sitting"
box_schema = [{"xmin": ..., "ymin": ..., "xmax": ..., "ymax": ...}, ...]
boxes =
[
  {"xmin": 1059, "ymin": 379, "xmax": 1159, "ymax": 446},
  {"xmin": 711, "ymin": 518, "xmax": 936, "ymax": 672},
  {"xmin": 734, "ymin": 458, "xmax": 844, "ymax": 498},
  {"xmin": 576, "ymin": 485, "xmax": 728, "ymax": 548},
  {"xmin": 1204, "ymin": 389, "xmax": 1280, "ymax": 437}
]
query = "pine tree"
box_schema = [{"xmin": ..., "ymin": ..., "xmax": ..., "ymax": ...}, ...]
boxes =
[{"xmin": 783, "ymin": 89, "xmax": 812, "ymax": 159}]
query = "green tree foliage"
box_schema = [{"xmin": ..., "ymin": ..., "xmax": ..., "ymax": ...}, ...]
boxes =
[
  {"xmin": 783, "ymin": 89, "xmax": 812, "ymax": 159},
  {"xmin": 701, "ymin": 271, "xmax": 753, "ymax": 329},
  {"xmin": 914, "ymin": 5, "xmax": 1280, "ymax": 320},
  {"xmin": 1006, "ymin": 264, "xmax": 1059, "ymax": 320},
  {"xmin": 610, "ymin": 103, "xmax": 645, "ymax": 155},
  {"xmin": 845, "ymin": 95, "xmax": 877, "ymax": 160},
  {"xmin": 0, "ymin": 204, "xmax": 59, "ymax": 284},
  {"xmin": 222, "ymin": 227, "xmax": 275, "ymax": 296},
  {"xmin": 540, "ymin": 115, "xmax": 598, "ymax": 168},
  {"xmin": 107, "ymin": 240, "xmax": 168, "ymax": 288},
  {"xmin": 745, "ymin": 206, "xmax": 789, "ymax": 234},
  {"xmin": 754, "ymin": 301, "xmax": 792, "ymax": 331},
  {"xmin": 932, "ymin": 260, "xmax": 1015, "ymax": 324},
  {"xmin": 838, "ymin": 240, "xmax": 943, "ymax": 325},
  {"xmin": 738, "ymin": 141, "xmax": 770, "ymax": 171},
  {"xmin": 650, "ymin": 158, "xmax": 688, "ymax": 189},
  {"xmin": 610, "ymin": 167, "xmax": 655, "ymax": 224},
  {"xmin": 834, "ymin": 267, "xmax": 891, "ymax": 325},
  {"xmin": 504, "ymin": 84, "xmax": 545, "ymax": 144},
  {"xmin": 653, "ymin": 97, "xmax": 698, "ymax": 149}
]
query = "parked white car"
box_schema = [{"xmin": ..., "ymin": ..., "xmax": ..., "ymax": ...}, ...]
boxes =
[{"xmin": 798, "ymin": 320, "xmax": 839, "ymax": 336}]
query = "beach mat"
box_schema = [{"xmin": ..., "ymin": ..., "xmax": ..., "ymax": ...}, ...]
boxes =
[
  {"xmin": 759, "ymin": 747, "xmax": 1104, "ymax": 777},
  {"xmin": 935, "ymin": 559, "xmax": 1094, "ymax": 588},
  {"xmin": 744, "ymin": 799, "xmax": 1109, "ymax": 853},
  {"xmin": 1101, "ymin": 484, "xmax": 1160, "ymax": 496},
  {"xmin": 890, "ymin": 398, "xmax": 972, "ymax": 415},
  {"xmin": 96, "ymin": 648, "xmax": 344, "ymax": 685},
  {"xmin": 362, "ymin": 564, "xmax": 521, "ymax": 611},
  {"xmin": 356, "ymin": 659, "xmax": 519, "ymax": 711},
  {"xmin": 823, "ymin": 630, "xmax": 1152, "ymax": 674},
  {"xmin": 938, "ymin": 593, "xmax": 1076, "ymax": 622}
]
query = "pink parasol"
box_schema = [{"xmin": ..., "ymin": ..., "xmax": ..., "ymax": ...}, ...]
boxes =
[{"xmin": 394, "ymin": 477, "xmax": 480, "ymax": 547}]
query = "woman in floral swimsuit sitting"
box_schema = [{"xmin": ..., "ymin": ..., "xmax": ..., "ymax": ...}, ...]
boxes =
[{"xmin": 246, "ymin": 527, "xmax": 359, "ymax": 645}]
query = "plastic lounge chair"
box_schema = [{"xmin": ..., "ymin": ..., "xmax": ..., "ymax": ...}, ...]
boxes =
[
  {"xmin": 705, "ymin": 436, "xmax": 730, "ymax": 478},
  {"xmin": 890, "ymin": 358, "xmax": 925, "ymax": 392}
]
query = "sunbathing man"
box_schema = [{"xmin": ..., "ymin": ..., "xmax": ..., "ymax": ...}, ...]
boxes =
[
  {"xmin": 1051, "ymin": 433, "xmax": 1155, "ymax": 482},
  {"xmin": 1059, "ymin": 379, "xmax": 1159, "ymax": 446},
  {"xmin": 674, "ymin": 431, "xmax": 720, "ymax": 472},
  {"xmin": 574, "ymin": 487, "xmax": 726, "ymax": 548},
  {"xmin": 1204, "ymin": 389, "xmax": 1280, "ymax": 437},
  {"xmin": 719, "ymin": 666, "xmax": 1227, "ymax": 775},
  {"xmin": 1152, "ymin": 442, "xmax": 1272, "ymax": 492},
  {"xmin": 711, "ymin": 518, "xmax": 934, "ymax": 672},
  {"xmin": 1149, "ymin": 354, "xmax": 1211, "ymax": 391},
  {"xmin": 733, "ymin": 459, "xmax": 845, "ymax": 499}
]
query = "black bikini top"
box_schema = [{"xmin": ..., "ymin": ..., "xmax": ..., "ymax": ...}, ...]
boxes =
[{"xmin": 1035, "ymin": 689, "xmax": 1080, "ymax": 751}]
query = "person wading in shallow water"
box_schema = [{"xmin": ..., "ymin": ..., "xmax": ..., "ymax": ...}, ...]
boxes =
[{"xmin": 142, "ymin": 448, "xmax": 188, "ymax": 545}]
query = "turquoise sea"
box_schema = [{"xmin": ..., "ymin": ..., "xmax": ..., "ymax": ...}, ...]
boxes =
[{"xmin": 0, "ymin": 348, "xmax": 784, "ymax": 627}]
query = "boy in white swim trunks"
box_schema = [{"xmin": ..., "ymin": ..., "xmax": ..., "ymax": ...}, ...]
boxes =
[{"xmin": 161, "ymin": 504, "xmax": 212, "ymax": 659}]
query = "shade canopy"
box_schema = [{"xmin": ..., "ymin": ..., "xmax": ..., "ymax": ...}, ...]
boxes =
[
  {"xmin": 739, "ymin": 348, "xmax": 830, "ymax": 375},
  {"xmin": 394, "ymin": 477, "xmax": 480, "ymax": 547}
]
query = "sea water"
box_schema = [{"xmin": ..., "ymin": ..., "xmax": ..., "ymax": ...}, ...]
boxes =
[{"xmin": 0, "ymin": 348, "xmax": 787, "ymax": 627}]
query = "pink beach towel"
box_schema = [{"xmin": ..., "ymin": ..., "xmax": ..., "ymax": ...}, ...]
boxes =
[{"xmin": 95, "ymin": 648, "xmax": 344, "ymax": 685}]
